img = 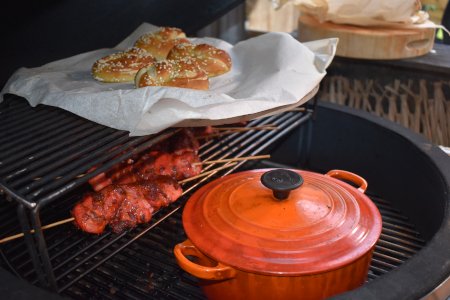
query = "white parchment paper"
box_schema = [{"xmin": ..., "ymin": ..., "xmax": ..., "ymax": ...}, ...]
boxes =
[{"xmin": 1, "ymin": 23, "xmax": 337, "ymax": 136}]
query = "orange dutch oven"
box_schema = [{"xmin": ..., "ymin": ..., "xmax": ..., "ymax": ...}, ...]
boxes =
[{"xmin": 174, "ymin": 169, "xmax": 382, "ymax": 300}]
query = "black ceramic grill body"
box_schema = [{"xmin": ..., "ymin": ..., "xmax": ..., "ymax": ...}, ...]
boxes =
[{"xmin": 0, "ymin": 96, "xmax": 448, "ymax": 300}]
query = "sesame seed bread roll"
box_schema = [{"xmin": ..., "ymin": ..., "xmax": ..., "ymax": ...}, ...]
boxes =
[
  {"xmin": 167, "ymin": 43, "xmax": 232, "ymax": 77},
  {"xmin": 92, "ymin": 47, "xmax": 155, "ymax": 83},
  {"xmin": 135, "ymin": 58, "xmax": 209, "ymax": 90},
  {"xmin": 134, "ymin": 27, "xmax": 190, "ymax": 61}
]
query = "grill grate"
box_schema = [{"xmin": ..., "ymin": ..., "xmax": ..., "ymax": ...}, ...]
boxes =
[
  {"xmin": 0, "ymin": 95, "xmax": 315, "ymax": 292},
  {"xmin": 58, "ymin": 193, "xmax": 426, "ymax": 300},
  {"xmin": 368, "ymin": 196, "xmax": 425, "ymax": 280},
  {"xmin": 1, "ymin": 115, "xmax": 177, "ymax": 210},
  {"xmin": 0, "ymin": 95, "xmax": 426, "ymax": 298}
]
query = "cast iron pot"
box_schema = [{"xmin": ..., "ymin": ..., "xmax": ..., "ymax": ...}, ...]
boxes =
[{"xmin": 174, "ymin": 169, "xmax": 382, "ymax": 300}]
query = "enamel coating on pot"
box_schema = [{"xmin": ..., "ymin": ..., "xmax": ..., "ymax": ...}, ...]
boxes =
[
  {"xmin": 181, "ymin": 169, "xmax": 381, "ymax": 275},
  {"xmin": 176, "ymin": 169, "xmax": 382, "ymax": 299},
  {"xmin": 174, "ymin": 240, "xmax": 375, "ymax": 300},
  {"xmin": 199, "ymin": 251, "xmax": 374, "ymax": 300}
]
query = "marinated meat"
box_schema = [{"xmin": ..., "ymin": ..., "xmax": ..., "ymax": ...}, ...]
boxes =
[
  {"xmin": 137, "ymin": 151, "xmax": 202, "ymax": 181},
  {"xmin": 152, "ymin": 128, "xmax": 200, "ymax": 154},
  {"xmin": 88, "ymin": 129, "xmax": 201, "ymax": 192},
  {"xmin": 72, "ymin": 185, "xmax": 125, "ymax": 234},
  {"xmin": 109, "ymin": 184, "xmax": 154, "ymax": 233},
  {"xmin": 73, "ymin": 175, "xmax": 182, "ymax": 234}
]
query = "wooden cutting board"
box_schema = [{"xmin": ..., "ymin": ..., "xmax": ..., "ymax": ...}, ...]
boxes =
[{"xmin": 298, "ymin": 14, "xmax": 436, "ymax": 59}]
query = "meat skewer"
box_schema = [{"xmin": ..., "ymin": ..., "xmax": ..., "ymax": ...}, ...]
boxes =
[
  {"xmin": 151, "ymin": 128, "xmax": 200, "ymax": 154},
  {"xmin": 0, "ymin": 155, "xmax": 268, "ymax": 243},
  {"xmin": 210, "ymin": 124, "xmax": 277, "ymax": 132},
  {"xmin": 0, "ymin": 163, "xmax": 240, "ymax": 244},
  {"xmin": 88, "ymin": 129, "xmax": 201, "ymax": 192},
  {"xmin": 1, "ymin": 120, "xmax": 271, "ymax": 240},
  {"xmin": 74, "ymin": 127, "xmax": 205, "ymax": 234},
  {"xmin": 197, "ymin": 154, "xmax": 270, "ymax": 165},
  {"xmin": 72, "ymin": 175, "xmax": 183, "ymax": 234},
  {"xmin": 138, "ymin": 150, "xmax": 202, "ymax": 181},
  {"xmin": 195, "ymin": 124, "xmax": 278, "ymax": 139},
  {"xmin": 87, "ymin": 126, "xmax": 275, "ymax": 192},
  {"xmin": 72, "ymin": 152, "xmax": 267, "ymax": 234},
  {"xmin": 89, "ymin": 150, "xmax": 202, "ymax": 192}
]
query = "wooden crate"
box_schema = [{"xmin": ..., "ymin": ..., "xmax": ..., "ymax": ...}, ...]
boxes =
[
  {"xmin": 315, "ymin": 36, "xmax": 450, "ymax": 147},
  {"xmin": 318, "ymin": 76, "xmax": 450, "ymax": 146}
]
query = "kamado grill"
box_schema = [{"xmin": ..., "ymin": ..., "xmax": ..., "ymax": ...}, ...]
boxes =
[
  {"xmin": 0, "ymin": 94, "xmax": 317, "ymax": 297},
  {"xmin": 1, "ymin": 92, "xmax": 449, "ymax": 299},
  {"xmin": 1, "ymin": 1, "xmax": 450, "ymax": 299}
]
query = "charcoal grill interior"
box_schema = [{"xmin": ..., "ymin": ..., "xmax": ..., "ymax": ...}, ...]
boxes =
[
  {"xmin": 0, "ymin": 94, "xmax": 314, "ymax": 297},
  {"xmin": 1, "ymin": 93, "xmax": 449, "ymax": 300}
]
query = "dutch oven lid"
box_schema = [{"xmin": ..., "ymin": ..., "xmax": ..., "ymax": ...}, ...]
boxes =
[{"xmin": 182, "ymin": 169, "xmax": 382, "ymax": 275}]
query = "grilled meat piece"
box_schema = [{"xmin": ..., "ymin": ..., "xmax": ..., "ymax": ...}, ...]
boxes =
[
  {"xmin": 88, "ymin": 157, "xmax": 137, "ymax": 192},
  {"xmin": 72, "ymin": 185, "xmax": 125, "ymax": 234},
  {"xmin": 152, "ymin": 128, "xmax": 200, "ymax": 154},
  {"xmin": 89, "ymin": 150, "xmax": 201, "ymax": 192},
  {"xmin": 136, "ymin": 175, "xmax": 183, "ymax": 210},
  {"xmin": 87, "ymin": 171, "xmax": 113, "ymax": 192},
  {"xmin": 73, "ymin": 175, "xmax": 182, "ymax": 234},
  {"xmin": 191, "ymin": 126, "xmax": 215, "ymax": 137},
  {"xmin": 108, "ymin": 184, "xmax": 154, "ymax": 233},
  {"xmin": 137, "ymin": 151, "xmax": 202, "ymax": 181},
  {"xmin": 88, "ymin": 129, "xmax": 200, "ymax": 192}
]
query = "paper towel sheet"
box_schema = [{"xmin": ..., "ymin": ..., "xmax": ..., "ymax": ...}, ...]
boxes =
[
  {"xmin": 298, "ymin": 0, "xmax": 431, "ymax": 26},
  {"xmin": 274, "ymin": 0, "xmax": 435, "ymax": 27},
  {"xmin": 1, "ymin": 23, "xmax": 337, "ymax": 136}
]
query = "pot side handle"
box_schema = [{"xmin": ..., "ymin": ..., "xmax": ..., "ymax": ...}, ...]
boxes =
[
  {"xmin": 174, "ymin": 239, "xmax": 237, "ymax": 280},
  {"xmin": 326, "ymin": 169, "xmax": 368, "ymax": 193}
]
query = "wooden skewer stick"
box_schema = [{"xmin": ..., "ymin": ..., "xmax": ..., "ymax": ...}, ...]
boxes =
[
  {"xmin": 0, "ymin": 162, "xmax": 240, "ymax": 244},
  {"xmin": 179, "ymin": 162, "xmax": 238, "ymax": 184},
  {"xmin": 0, "ymin": 217, "xmax": 75, "ymax": 244},
  {"xmin": 198, "ymin": 125, "xmax": 278, "ymax": 139},
  {"xmin": 288, "ymin": 107, "xmax": 306, "ymax": 112},
  {"xmin": 179, "ymin": 162, "xmax": 238, "ymax": 195},
  {"xmin": 212, "ymin": 124, "xmax": 278, "ymax": 131},
  {"xmin": 195, "ymin": 154, "xmax": 270, "ymax": 166}
]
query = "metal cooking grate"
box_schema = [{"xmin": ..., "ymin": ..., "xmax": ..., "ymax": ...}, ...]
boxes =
[
  {"xmin": 0, "ymin": 178, "xmax": 427, "ymax": 299},
  {"xmin": 0, "ymin": 96, "xmax": 179, "ymax": 209},
  {"xmin": 0, "ymin": 94, "xmax": 314, "ymax": 293},
  {"xmin": 251, "ymin": 162, "xmax": 427, "ymax": 282},
  {"xmin": 59, "ymin": 193, "xmax": 426, "ymax": 300},
  {"xmin": 0, "ymin": 95, "xmax": 426, "ymax": 299},
  {"xmin": 0, "ymin": 95, "xmax": 185, "ymax": 288},
  {"xmin": 368, "ymin": 196, "xmax": 426, "ymax": 280}
]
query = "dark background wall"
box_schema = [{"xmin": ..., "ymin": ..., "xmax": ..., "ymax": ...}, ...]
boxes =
[{"xmin": 0, "ymin": 0, "xmax": 244, "ymax": 89}]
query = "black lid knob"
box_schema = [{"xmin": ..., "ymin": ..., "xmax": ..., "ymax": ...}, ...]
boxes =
[{"xmin": 261, "ymin": 169, "xmax": 303, "ymax": 200}]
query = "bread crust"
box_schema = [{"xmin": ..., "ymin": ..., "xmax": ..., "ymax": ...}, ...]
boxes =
[
  {"xmin": 167, "ymin": 43, "xmax": 232, "ymax": 77},
  {"xmin": 134, "ymin": 27, "xmax": 190, "ymax": 61},
  {"xmin": 92, "ymin": 27, "xmax": 232, "ymax": 91},
  {"xmin": 135, "ymin": 58, "xmax": 209, "ymax": 90},
  {"xmin": 92, "ymin": 47, "xmax": 155, "ymax": 83}
]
